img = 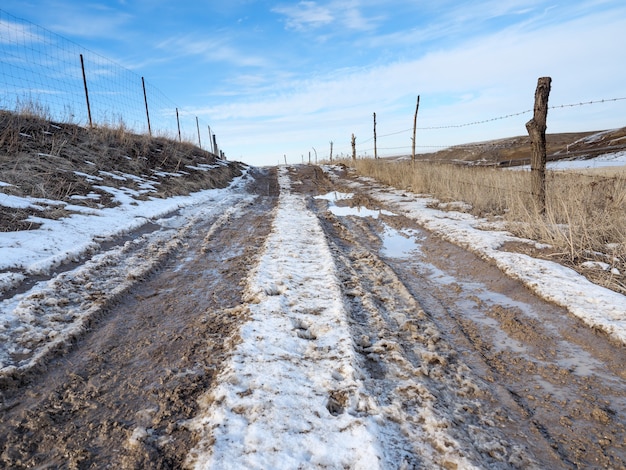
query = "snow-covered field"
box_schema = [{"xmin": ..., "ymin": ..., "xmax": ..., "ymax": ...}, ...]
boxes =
[{"xmin": 516, "ymin": 150, "xmax": 626, "ymax": 170}]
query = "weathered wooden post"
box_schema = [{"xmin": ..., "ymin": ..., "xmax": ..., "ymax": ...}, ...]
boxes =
[
  {"xmin": 351, "ymin": 133, "xmax": 356, "ymax": 161},
  {"xmin": 373, "ymin": 112, "xmax": 378, "ymax": 159},
  {"xmin": 525, "ymin": 77, "xmax": 551, "ymax": 214},
  {"xmin": 412, "ymin": 95, "xmax": 420, "ymax": 161},
  {"xmin": 329, "ymin": 141, "xmax": 333, "ymax": 162}
]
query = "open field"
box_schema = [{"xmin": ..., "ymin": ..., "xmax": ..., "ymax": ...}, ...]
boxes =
[{"xmin": 340, "ymin": 129, "xmax": 626, "ymax": 295}]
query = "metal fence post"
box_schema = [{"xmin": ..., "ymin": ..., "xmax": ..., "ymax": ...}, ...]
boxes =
[
  {"xmin": 79, "ymin": 54, "xmax": 93, "ymax": 128},
  {"xmin": 142, "ymin": 77, "xmax": 152, "ymax": 136}
]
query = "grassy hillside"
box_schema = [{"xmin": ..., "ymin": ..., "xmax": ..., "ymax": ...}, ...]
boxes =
[
  {"xmin": 401, "ymin": 127, "xmax": 626, "ymax": 166},
  {"xmin": 0, "ymin": 110, "xmax": 244, "ymax": 232}
]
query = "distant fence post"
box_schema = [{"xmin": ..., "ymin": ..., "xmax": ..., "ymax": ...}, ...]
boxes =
[
  {"xmin": 141, "ymin": 77, "xmax": 152, "ymax": 136},
  {"xmin": 373, "ymin": 112, "xmax": 378, "ymax": 159},
  {"xmin": 195, "ymin": 116, "xmax": 201, "ymax": 148},
  {"xmin": 176, "ymin": 108, "xmax": 182, "ymax": 142},
  {"xmin": 526, "ymin": 77, "xmax": 551, "ymax": 214},
  {"xmin": 79, "ymin": 54, "xmax": 93, "ymax": 128},
  {"xmin": 351, "ymin": 134, "xmax": 357, "ymax": 160},
  {"xmin": 212, "ymin": 134, "xmax": 218, "ymax": 156},
  {"xmin": 412, "ymin": 95, "xmax": 420, "ymax": 161}
]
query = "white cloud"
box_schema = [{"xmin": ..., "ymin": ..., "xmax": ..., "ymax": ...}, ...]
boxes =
[
  {"xmin": 0, "ymin": 20, "xmax": 41, "ymax": 44},
  {"xmin": 157, "ymin": 35, "xmax": 268, "ymax": 68},
  {"xmin": 273, "ymin": 1, "xmax": 334, "ymax": 31},
  {"xmin": 204, "ymin": 4, "xmax": 626, "ymax": 164}
]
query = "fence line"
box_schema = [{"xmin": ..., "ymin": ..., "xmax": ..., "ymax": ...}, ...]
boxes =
[
  {"xmin": 353, "ymin": 97, "xmax": 626, "ymax": 156},
  {"xmin": 0, "ymin": 8, "xmax": 220, "ymax": 155}
]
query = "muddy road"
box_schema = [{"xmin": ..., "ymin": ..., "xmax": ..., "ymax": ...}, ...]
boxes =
[{"xmin": 1, "ymin": 165, "xmax": 625, "ymax": 469}]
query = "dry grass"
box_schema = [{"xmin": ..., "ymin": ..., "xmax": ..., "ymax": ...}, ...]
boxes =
[
  {"xmin": 0, "ymin": 109, "xmax": 244, "ymax": 231},
  {"xmin": 342, "ymin": 157, "xmax": 626, "ymax": 294}
]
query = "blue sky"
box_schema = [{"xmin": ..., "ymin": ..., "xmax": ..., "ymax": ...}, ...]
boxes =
[{"xmin": 2, "ymin": 0, "xmax": 626, "ymax": 165}]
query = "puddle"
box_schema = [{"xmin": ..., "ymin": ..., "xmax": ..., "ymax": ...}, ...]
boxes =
[
  {"xmin": 380, "ymin": 226, "xmax": 423, "ymax": 259},
  {"xmin": 316, "ymin": 192, "xmax": 420, "ymax": 259}
]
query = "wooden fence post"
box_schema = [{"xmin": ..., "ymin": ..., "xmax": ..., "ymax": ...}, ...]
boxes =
[
  {"xmin": 351, "ymin": 134, "xmax": 356, "ymax": 161},
  {"xmin": 412, "ymin": 95, "xmax": 420, "ymax": 161},
  {"xmin": 525, "ymin": 77, "xmax": 551, "ymax": 214},
  {"xmin": 329, "ymin": 141, "xmax": 333, "ymax": 162},
  {"xmin": 373, "ymin": 112, "xmax": 378, "ymax": 159},
  {"xmin": 176, "ymin": 108, "xmax": 182, "ymax": 142}
]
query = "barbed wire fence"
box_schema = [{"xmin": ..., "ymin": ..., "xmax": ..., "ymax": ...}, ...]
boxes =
[
  {"xmin": 0, "ymin": 8, "xmax": 220, "ymax": 156},
  {"xmin": 353, "ymin": 97, "xmax": 626, "ymax": 156}
]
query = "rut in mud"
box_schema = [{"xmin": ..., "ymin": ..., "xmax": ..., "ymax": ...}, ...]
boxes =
[
  {"xmin": 0, "ymin": 168, "xmax": 278, "ymax": 469},
  {"xmin": 301, "ymin": 165, "xmax": 626, "ymax": 469}
]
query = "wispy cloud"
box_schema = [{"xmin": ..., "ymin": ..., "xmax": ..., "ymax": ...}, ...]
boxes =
[
  {"xmin": 272, "ymin": 0, "xmax": 381, "ymax": 32},
  {"xmin": 44, "ymin": 4, "xmax": 133, "ymax": 39},
  {"xmin": 0, "ymin": 19, "xmax": 42, "ymax": 44},
  {"xmin": 157, "ymin": 35, "xmax": 269, "ymax": 68},
  {"xmin": 199, "ymin": 4, "xmax": 626, "ymax": 161},
  {"xmin": 272, "ymin": 1, "xmax": 334, "ymax": 31}
]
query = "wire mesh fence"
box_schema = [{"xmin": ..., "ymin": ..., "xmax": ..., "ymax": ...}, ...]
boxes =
[{"xmin": 0, "ymin": 8, "xmax": 219, "ymax": 154}]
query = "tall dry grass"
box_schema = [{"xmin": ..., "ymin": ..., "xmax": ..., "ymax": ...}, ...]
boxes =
[{"xmin": 343, "ymin": 158, "xmax": 626, "ymax": 293}]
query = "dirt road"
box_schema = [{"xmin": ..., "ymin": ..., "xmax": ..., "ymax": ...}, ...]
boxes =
[{"xmin": 1, "ymin": 165, "xmax": 625, "ymax": 469}]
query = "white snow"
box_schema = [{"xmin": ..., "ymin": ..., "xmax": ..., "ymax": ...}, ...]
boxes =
[
  {"xmin": 513, "ymin": 150, "xmax": 626, "ymax": 170},
  {"xmin": 0, "ymin": 168, "xmax": 252, "ymax": 374},
  {"xmin": 185, "ymin": 168, "xmax": 387, "ymax": 469},
  {"xmin": 1, "ymin": 151, "xmax": 625, "ymax": 466}
]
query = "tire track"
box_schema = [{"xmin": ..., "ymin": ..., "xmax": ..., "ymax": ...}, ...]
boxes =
[{"xmin": 0, "ymin": 168, "xmax": 278, "ymax": 469}]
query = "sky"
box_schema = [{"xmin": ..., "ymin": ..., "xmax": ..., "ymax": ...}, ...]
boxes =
[{"xmin": 1, "ymin": 0, "xmax": 626, "ymax": 165}]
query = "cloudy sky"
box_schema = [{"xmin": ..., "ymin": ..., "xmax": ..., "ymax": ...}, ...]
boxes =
[{"xmin": 2, "ymin": 0, "xmax": 626, "ymax": 165}]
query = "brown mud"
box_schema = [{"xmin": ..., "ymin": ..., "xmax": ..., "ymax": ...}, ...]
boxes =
[{"xmin": 302, "ymin": 165, "xmax": 626, "ymax": 469}]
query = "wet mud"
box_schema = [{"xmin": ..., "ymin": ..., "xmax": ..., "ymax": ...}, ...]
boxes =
[
  {"xmin": 304, "ymin": 166, "xmax": 626, "ymax": 469},
  {"xmin": 2, "ymin": 164, "xmax": 625, "ymax": 468}
]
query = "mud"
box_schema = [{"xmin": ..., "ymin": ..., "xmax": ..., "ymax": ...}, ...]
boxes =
[
  {"xmin": 303, "ymin": 166, "xmax": 626, "ymax": 469},
  {"xmin": 0, "ymin": 168, "xmax": 278, "ymax": 469}
]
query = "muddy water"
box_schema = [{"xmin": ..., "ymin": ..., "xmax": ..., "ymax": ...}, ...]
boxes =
[
  {"xmin": 304, "ymin": 168, "xmax": 626, "ymax": 469},
  {"xmin": 0, "ymin": 168, "xmax": 278, "ymax": 469}
]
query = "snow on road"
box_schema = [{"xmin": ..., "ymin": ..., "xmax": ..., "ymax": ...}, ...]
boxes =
[
  {"xmin": 185, "ymin": 167, "xmax": 388, "ymax": 469},
  {"xmin": 186, "ymin": 168, "xmax": 501, "ymax": 469}
]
